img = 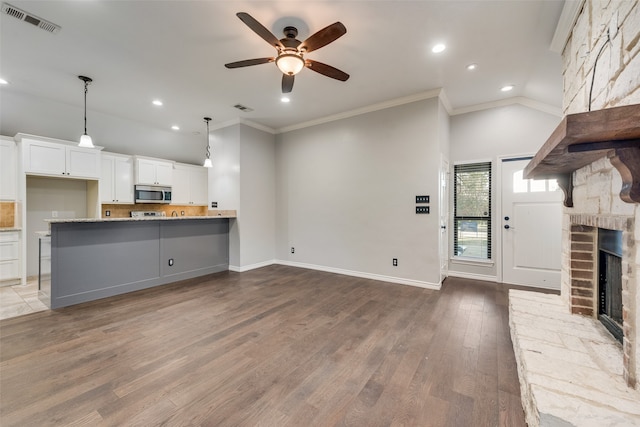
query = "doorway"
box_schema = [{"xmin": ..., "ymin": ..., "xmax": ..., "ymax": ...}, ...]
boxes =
[{"xmin": 500, "ymin": 157, "xmax": 562, "ymax": 289}]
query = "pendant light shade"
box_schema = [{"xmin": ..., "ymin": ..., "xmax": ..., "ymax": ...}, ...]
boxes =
[
  {"xmin": 203, "ymin": 117, "xmax": 212, "ymax": 168},
  {"xmin": 78, "ymin": 75, "xmax": 94, "ymax": 148}
]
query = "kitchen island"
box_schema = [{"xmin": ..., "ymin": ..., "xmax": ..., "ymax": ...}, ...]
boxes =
[{"xmin": 42, "ymin": 215, "xmax": 234, "ymax": 309}]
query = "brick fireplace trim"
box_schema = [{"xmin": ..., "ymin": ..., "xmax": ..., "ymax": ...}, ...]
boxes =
[{"xmin": 569, "ymin": 213, "xmax": 636, "ymax": 387}]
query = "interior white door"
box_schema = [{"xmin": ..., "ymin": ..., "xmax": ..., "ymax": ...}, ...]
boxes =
[
  {"xmin": 439, "ymin": 156, "xmax": 449, "ymax": 282},
  {"xmin": 501, "ymin": 158, "xmax": 562, "ymax": 289}
]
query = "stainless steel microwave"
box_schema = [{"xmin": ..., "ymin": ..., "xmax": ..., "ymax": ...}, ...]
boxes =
[{"xmin": 134, "ymin": 185, "xmax": 172, "ymax": 204}]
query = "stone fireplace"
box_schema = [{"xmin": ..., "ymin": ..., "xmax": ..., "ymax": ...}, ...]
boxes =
[
  {"xmin": 508, "ymin": 1, "xmax": 640, "ymax": 425},
  {"xmin": 566, "ymin": 210, "xmax": 635, "ymax": 387}
]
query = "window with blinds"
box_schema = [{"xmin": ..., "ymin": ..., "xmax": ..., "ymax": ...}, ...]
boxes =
[{"xmin": 453, "ymin": 162, "xmax": 491, "ymax": 259}]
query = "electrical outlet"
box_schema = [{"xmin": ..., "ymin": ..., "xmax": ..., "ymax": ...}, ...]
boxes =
[
  {"xmin": 393, "ymin": 258, "xmax": 398, "ymax": 266},
  {"xmin": 416, "ymin": 195, "xmax": 430, "ymax": 204},
  {"xmin": 291, "ymin": 247, "xmax": 295, "ymax": 254},
  {"xmin": 211, "ymin": 202, "xmax": 218, "ymax": 208},
  {"xmin": 416, "ymin": 206, "xmax": 430, "ymax": 214},
  {"xmin": 51, "ymin": 211, "xmax": 58, "ymax": 218},
  {"xmin": 105, "ymin": 210, "xmax": 111, "ymax": 217}
]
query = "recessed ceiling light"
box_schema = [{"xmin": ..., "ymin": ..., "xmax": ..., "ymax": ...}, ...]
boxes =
[
  {"xmin": 281, "ymin": 97, "xmax": 290, "ymax": 103},
  {"xmin": 0, "ymin": 78, "xmax": 8, "ymax": 85},
  {"xmin": 171, "ymin": 125, "xmax": 180, "ymax": 131},
  {"xmin": 152, "ymin": 99, "xmax": 163, "ymax": 106},
  {"xmin": 466, "ymin": 64, "xmax": 477, "ymax": 71},
  {"xmin": 432, "ymin": 44, "xmax": 446, "ymax": 53},
  {"xmin": 501, "ymin": 85, "xmax": 514, "ymax": 92}
]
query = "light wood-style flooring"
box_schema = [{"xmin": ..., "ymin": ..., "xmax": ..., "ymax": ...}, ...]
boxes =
[{"xmin": 1, "ymin": 265, "xmax": 527, "ymax": 426}]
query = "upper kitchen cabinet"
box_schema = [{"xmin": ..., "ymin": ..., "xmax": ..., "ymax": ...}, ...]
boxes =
[
  {"xmin": 135, "ymin": 157, "xmax": 173, "ymax": 186},
  {"xmin": 172, "ymin": 163, "xmax": 208, "ymax": 205},
  {"xmin": 18, "ymin": 135, "xmax": 101, "ymax": 180},
  {"xmin": 0, "ymin": 137, "xmax": 17, "ymax": 200},
  {"xmin": 101, "ymin": 153, "xmax": 134, "ymax": 204}
]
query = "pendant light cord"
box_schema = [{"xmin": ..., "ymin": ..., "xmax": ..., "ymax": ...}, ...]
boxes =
[{"xmin": 205, "ymin": 118, "xmax": 211, "ymax": 159}]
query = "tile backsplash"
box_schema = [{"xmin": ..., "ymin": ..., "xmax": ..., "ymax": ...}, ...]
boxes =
[
  {"xmin": 101, "ymin": 204, "xmax": 208, "ymax": 218},
  {"xmin": 0, "ymin": 202, "xmax": 15, "ymax": 227}
]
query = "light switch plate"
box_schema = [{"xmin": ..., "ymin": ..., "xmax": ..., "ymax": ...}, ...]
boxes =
[
  {"xmin": 416, "ymin": 195, "xmax": 429, "ymax": 204},
  {"xmin": 416, "ymin": 206, "xmax": 430, "ymax": 214}
]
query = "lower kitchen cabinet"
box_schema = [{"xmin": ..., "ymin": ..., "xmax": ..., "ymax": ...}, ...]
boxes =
[{"xmin": 0, "ymin": 231, "xmax": 21, "ymax": 284}]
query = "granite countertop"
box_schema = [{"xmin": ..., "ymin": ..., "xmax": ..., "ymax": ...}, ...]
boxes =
[
  {"xmin": 0, "ymin": 227, "xmax": 21, "ymax": 232},
  {"xmin": 44, "ymin": 214, "xmax": 236, "ymax": 224}
]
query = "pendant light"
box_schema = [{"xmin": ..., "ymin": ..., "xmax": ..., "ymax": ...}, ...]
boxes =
[
  {"xmin": 203, "ymin": 117, "xmax": 212, "ymax": 168},
  {"xmin": 78, "ymin": 75, "xmax": 94, "ymax": 148}
]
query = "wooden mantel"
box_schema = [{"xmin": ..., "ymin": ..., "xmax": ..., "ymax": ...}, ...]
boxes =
[{"xmin": 524, "ymin": 104, "xmax": 640, "ymax": 207}]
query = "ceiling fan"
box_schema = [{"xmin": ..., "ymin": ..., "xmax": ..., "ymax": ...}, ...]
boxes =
[{"xmin": 225, "ymin": 12, "xmax": 349, "ymax": 94}]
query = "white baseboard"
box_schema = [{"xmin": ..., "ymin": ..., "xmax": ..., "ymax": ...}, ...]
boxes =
[
  {"xmin": 446, "ymin": 270, "xmax": 498, "ymax": 283},
  {"xmin": 228, "ymin": 259, "xmax": 276, "ymax": 272},
  {"xmin": 275, "ymin": 260, "xmax": 441, "ymax": 290}
]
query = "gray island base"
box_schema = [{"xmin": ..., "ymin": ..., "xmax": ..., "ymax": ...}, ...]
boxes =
[{"xmin": 43, "ymin": 218, "xmax": 229, "ymax": 309}]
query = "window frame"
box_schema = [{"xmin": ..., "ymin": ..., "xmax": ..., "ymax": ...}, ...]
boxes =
[{"xmin": 452, "ymin": 161, "xmax": 492, "ymax": 261}]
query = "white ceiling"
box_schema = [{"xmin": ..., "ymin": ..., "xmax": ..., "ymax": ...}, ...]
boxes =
[{"xmin": 0, "ymin": 0, "xmax": 565, "ymax": 136}]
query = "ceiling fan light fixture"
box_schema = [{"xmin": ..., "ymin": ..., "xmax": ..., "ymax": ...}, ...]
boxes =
[{"xmin": 276, "ymin": 53, "xmax": 304, "ymax": 76}]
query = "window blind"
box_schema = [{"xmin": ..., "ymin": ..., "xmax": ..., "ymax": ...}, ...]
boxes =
[{"xmin": 453, "ymin": 162, "xmax": 491, "ymax": 259}]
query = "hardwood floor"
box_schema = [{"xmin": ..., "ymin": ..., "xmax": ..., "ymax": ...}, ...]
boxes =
[{"xmin": 0, "ymin": 265, "xmax": 526, "ymax": 426}]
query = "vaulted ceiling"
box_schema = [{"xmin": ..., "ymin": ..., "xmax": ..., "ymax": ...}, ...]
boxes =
[{"xmin": 1, "ymin": 1, "xmax": 564, "ymax": 137}]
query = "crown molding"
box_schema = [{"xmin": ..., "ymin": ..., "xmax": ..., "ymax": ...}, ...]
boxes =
[
  {"xmin": 451, "ymin": 97, "xmax": 562, "ymax": 117},
  {"xmin": 209, "ymin": 118, "xmax": 276, "ymax": 134},
  {"xmin": 550, "ymin": 0, "xmax": 585, "ymax": 54},
  {"xmin": 276, "ymin": 89, "xmax": 443, "ymax": 134}
]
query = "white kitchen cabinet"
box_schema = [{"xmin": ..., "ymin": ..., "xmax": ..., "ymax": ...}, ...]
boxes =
[
  {"xmin": 0, "ymin": 231, "xmax": 20, "ymax": 283},
  {"xmin": 135, "ymin": 158, "xmax": 173, "ymax": 186},
  {"xmin": 22, "ymin": 139, "xmax": 100, "ymax": 179},
  {"xmin": 100, "ymin": 153, "xmax": 134, "ymax": 203},
  {"xmin": 0, "ymin": 138, "xmax": 17, "ymax": 200},
  {"xmin": 171, "ymin": 163, "xmax": 208, "ymax": 205}
]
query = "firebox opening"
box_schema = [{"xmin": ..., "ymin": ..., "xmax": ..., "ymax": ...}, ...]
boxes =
[{"xmin": 598, "ymin": 228, "xmax": 623, "ymax": 344}]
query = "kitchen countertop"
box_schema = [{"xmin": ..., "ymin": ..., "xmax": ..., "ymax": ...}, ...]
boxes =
[
  {"xmin": 0, "ymin": 227, "xmax": 21, "ymax": 232},
  {"xmin": 45, "ymin": 214, "xmax": 236, "ymax": 224}
]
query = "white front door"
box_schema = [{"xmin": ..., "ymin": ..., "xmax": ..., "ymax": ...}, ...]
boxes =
[
  {"xmin": 439, "ymin": 156, "xmax": 449, "ymax": 282},
  {"xmin": 501, "ymin": 157, "xmax": 562, "ymax": 289}
]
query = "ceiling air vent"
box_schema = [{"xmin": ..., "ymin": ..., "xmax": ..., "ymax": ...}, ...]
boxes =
[
  {"xmin": 2, "ymin": 3, "xmax": 61, "ymax": 34},
  {"xmin": 233, "ymin": 104, "xmax": 254, "ymax": 113}
]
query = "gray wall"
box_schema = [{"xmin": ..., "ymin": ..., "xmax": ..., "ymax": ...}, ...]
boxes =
[
  {"xmin": 276, "ymin": 98, "xmax": 444, "ymax": 286},
  {"xmin": 209, "ymin": 123, "xmax": 276, "ymax": 270},
  {"xmin": 449, "ymin": 103, "xmax": 561, "ymax": 280},
  {"xmin": 209, "ymin": 124, "xmax": 241, "ymax": 266},
  {"xmin": 239, "ymin": 125, "xmax": 276, "ymax": 267}
]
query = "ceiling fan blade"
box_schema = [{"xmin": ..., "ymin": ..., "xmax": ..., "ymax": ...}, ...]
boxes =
[
  {"xmin": 299, "ymin": 22, "xmax": 346, "ymax": 53},
  {"xmin": 236, "ymin": 12, "xmax": 283, "ymax": 50},
  {"xmin": 305, "ymin": 60, "xmax": 350, "ymax": 81},
  {"xmin": 282, "ymin": 74, "xmax": 294, "ymax": 93},
  {"xmin": 225, "ymin": 58, "xmax": 274, "ymax": 69}
]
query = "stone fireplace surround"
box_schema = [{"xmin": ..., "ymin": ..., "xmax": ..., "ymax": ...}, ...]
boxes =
[
  {"xmin": 568, "ymin": 213, "xmax": 636, "ymax": 388},
  {"xmin": 511, "ymin": 154, "xmax": 640, "ymax": 426}
]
